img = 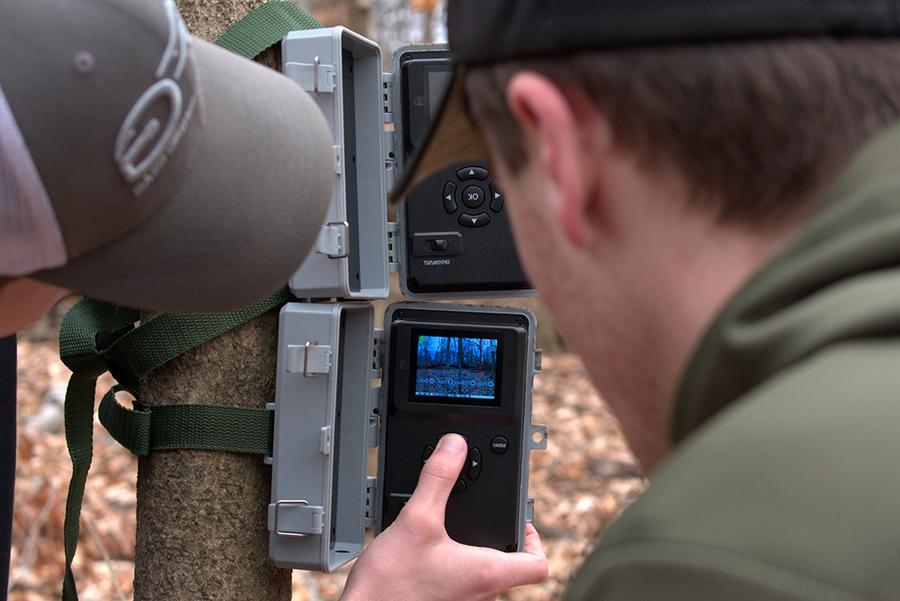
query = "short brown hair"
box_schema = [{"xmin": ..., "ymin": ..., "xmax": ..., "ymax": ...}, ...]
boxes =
[{"xmin": 465, "ymin": 39, "xmax": 900, "ymax": 225}]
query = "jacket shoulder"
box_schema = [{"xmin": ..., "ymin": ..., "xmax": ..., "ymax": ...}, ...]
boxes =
[{"xmin": 566, "ymin": 342, "xmax": 900, "ymax": 601}]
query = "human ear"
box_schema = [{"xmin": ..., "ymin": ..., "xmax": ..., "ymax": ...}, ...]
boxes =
[{"xmin": 505, "ymin": 73, "xmax": 596, "ymax": 247}]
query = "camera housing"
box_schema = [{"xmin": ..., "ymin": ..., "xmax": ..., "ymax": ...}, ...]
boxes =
[
  {"xmin": 267, "ymin": 27, "xmax": 546, "ymax": 574},
  {"xmin": 267, "ymin": 302, "xmax": 546, "ymax": 571},
  {"xmin": 281, "ymin": 28, "xmax": 531, "ymax": 299}
]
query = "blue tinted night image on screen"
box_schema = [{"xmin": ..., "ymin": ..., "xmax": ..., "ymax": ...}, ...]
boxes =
[{"xmin": 415, "ymin": 335, "xmax": 498, "ymax": 401}]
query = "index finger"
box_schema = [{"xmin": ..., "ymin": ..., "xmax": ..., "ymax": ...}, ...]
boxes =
[{"xmin": 403, "ymin": 433, "xmax": 468, "ymax": 523}]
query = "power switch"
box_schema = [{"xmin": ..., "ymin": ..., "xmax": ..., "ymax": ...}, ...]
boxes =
[{"xmin": 412, "ymin": 232, "xmax": 463, "ymax": 257}]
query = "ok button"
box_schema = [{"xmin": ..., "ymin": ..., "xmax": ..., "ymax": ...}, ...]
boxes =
[{"xmin": 462, "ymin": 185, "xmax": 485, "ymax": 209}]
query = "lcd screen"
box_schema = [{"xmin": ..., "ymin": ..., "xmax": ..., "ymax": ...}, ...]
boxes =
[
  {"xmin": 426, "ymin": 68, "xmax": 452, "ymax": 120},
  {"xmin": 413, "ymin": 334, "xmax": 500, "ymax": 404}
]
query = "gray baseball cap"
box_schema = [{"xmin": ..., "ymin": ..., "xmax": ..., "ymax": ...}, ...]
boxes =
[{"xmin": 0, "ymin": 0, "xmax": 334, "ymax": 312}]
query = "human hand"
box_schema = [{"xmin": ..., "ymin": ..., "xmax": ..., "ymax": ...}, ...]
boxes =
[{"xmin": 340, "ymin": 433, "xmax": 548, "ymax": 601}]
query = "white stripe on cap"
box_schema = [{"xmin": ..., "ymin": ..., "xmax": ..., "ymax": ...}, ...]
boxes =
[{"xmin": 0, "ymin": 84, "xmax": 67, "ymax": 276}]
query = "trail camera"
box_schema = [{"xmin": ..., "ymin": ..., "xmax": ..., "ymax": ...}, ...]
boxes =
[
  {"xmin": 267, "ymin": 302, "xmax": 546, "ymax": 571},
  {"xmin": 267, "ymin": 27, "xmax": 546, "ymax": 573},
  {"xmin": 280, "ymin": 27, "xmax": 531, "ymax": 300}
]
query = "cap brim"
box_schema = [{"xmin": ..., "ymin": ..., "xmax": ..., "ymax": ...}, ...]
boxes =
[
  {"xmin": 392, "ymin": 67, "xmax": 489, "ymax": 203},
  {"xmin": 33, "ymin": 38, "xmax": 334, "ymax": 312}
]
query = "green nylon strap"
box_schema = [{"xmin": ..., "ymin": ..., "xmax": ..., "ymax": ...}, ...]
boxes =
[
  {"xmin": 58, "ymin": 300, "xmax": 141, "ymax": 600},
  {"xmin": 105, "ymin": 287, "xmax": 293, "ymax": 388},
  {"xmin": 99, "ymin": 385, "xmax": 275, "ymax": 456},
  {"xmin": 215, "ymin": 1, "xmax": 321, "ymax": 59},
  {"xmin": 59, "ymin": 289, "xmax": 291, "ymax": 601}
]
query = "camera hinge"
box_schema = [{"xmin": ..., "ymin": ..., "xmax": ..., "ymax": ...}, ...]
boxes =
[
  {"xmin": 315, "ymin": 221, "xmax": 350, "ymax": 259},
  {"xmin": 284, "ymin": 58, "xmax": 336, "ymax": 95},
  {"xmin": 263, "ymin": 401, "xmax": 275, "ymax": 467},
  {"xmin": 263, "ymin": 402, "xmax": 276, "ymax": 466},
  {"xmin": 364, "ymin": 476, "xmax": 378, "ymax": 528},
  {"xmin": 382, "ymin": 74, "xmax": 399, "ymax": 193},
  {"xmin": 320, "ymin": 425, "xmax": 333, "ymax": 455},
  {"xmin": 382, "ymin": 73, "xmax": 395, "ymax": 123},
  {"xmin": 366, "ymin": 330, "xmax": 384, "ymax": 447},
  {"xmin": 386, "ymin": 222, "xmax": 400, "ymax": 272},
  {"xmin": 366, "ymin": 407, "xmax": 380, "ymax": 449},
  {"xmin": 333, "ymin": 145, "xmax": 343, "ymax": 175},
  {"xmin": 371, "ymin": 329, "xmax": 385, "ymax": 374},
  {"xmin": 285, "ymin": 342, "xmax": 333, "ymax": 376}
]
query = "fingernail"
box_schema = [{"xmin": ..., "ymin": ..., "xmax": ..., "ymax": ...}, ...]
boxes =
[{"xmin": 437, "ymin": 433, "xmax": 465, "ymax": 453}]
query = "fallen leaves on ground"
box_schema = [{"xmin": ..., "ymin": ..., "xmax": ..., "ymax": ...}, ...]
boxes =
[{"xmin": 9, "ymin": 339, "xmax": 644, "ymax": 601}]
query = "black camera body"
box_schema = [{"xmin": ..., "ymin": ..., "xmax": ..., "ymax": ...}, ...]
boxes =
[
  {"xmin": 378, "ymin": 304, "xmax": 540, "ymax": 550},
  {"xmin": 395, "ymin": 48, "xmax": 530, "ymax": 295}
]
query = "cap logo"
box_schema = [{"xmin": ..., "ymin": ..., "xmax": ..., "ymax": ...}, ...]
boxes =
[{"xmin": 113, "ymin": 0, "xmax": 197, "ymax": 196}]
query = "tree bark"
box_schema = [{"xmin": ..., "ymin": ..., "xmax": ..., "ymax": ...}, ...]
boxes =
[{"xmin": 133, "ymin": 4, "xmax": 291, "ymax": 600}]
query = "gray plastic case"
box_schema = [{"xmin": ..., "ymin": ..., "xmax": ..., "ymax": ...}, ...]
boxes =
[
  {"xmin": 282, "ymin": 28, "xmax": 534, "ymax": 301},
  {"xmin": 282, "ymin": 28, "xmax": 390, "ymax": 300},
  {"xmin": 267, "ymin": 301, "xmax": 547, "ymax": 572},
  {"xmin": 267, "ymin": 302, "xmax": 377, "ymax": 571}
]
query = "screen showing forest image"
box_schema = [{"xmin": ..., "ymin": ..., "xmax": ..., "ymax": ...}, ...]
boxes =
[{"xmin": 414, "ymin": 334, "xmax": 499, "ymax": 402}]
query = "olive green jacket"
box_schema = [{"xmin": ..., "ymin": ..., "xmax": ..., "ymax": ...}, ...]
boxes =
[{"xmin": 565, "ymin": 123, "xmax": 900, "ymax": 601}]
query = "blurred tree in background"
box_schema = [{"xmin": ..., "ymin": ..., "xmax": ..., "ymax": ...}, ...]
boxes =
[{"xmin": 303, "ymin": 0, "xmax": 447, "ymax": 63}]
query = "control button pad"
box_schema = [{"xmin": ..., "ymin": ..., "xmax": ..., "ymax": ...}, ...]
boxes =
[
  {"xmin": 439, "ymin": 166, "xmax": 504, "ymax": 219},
  {"xmin": 417, "ymin": 437, "xmax": 509, "ymax": 497}
]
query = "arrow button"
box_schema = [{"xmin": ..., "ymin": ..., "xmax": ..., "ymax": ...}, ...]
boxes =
[
  {"xmin": 458, "ymin": 212, "xmax": 491, "ymax": 228},
  {"xmin": 442, "ymin": 181, "xmax": 458, "ymax": 213},
  {"xmin": 457, "ymin": 166, "xmax": 489, "ymax": 181},
  {"xmin": 489, "ymin": 182, "xmax": 504, "ymax": 212},
  {"xmin": 421, "ymin": 444, "xmax": 435, "ymax": 464},
  {"xmin": 467, "ymin": 447, "xmax": 482, "ymax": 480}
]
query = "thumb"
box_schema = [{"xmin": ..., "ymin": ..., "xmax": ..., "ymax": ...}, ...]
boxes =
[{"xmin": 404, "ymin": 433, "xmax": 467, "ymax": 524}]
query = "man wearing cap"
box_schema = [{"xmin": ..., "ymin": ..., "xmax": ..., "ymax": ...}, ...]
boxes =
[
  {"xmin": 0, "ymin": 0, "xmax": 333, "ymax": 595},
  {"xmin": 340, "ymin": 1, "xmax": 900, "ymax": 600}
]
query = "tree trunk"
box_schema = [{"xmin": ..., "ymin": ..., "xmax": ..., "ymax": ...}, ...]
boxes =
[{"xmin": 133, "ymin": 4, "xmax": 290, "ymax": 600}]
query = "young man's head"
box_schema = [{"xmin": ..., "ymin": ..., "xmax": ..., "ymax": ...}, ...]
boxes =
[
  {"xmin": 462, "ymin": 39, "xmax": 900, "ymax": 469},
  {"xmin": 398, "ymin": 2, "xmax": 900, "ymax": 470}
]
